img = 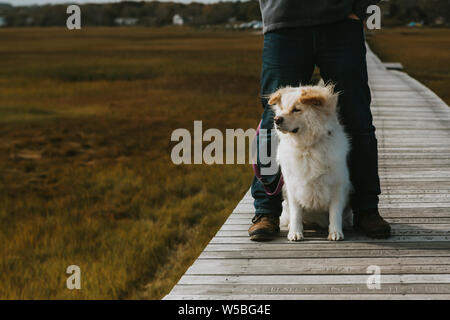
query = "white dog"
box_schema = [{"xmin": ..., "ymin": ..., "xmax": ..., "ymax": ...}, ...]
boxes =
[{"xmin": 268, "ymin": 82, "xmax": 352, "ymax": 241}]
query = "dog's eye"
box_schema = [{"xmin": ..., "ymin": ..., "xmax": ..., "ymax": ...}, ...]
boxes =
[{"xmin": 293, "ymin": 109, "xmax": 302, "ymax": 113}]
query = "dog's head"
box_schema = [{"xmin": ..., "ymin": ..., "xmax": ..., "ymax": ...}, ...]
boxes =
[{"xmin": 267, "ymin": 83, "xmax": 339, "ymax": 139}]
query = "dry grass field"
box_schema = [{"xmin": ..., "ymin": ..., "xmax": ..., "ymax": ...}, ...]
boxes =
[
  {"xmin": 368, "ymin": 27, "xmax": 450, "ymax": 105},
  {"xmin": 0, "ymin": 26, "xmax": 448, "ymax": 300},
  {"xmin": 0, "ymin": 26, "xmax": 262, "ymax": 299}
]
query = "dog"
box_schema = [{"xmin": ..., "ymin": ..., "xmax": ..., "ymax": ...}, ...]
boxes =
[{"xmin": 267, "ymin": 82, "xmax": 352, "ymax": 241}]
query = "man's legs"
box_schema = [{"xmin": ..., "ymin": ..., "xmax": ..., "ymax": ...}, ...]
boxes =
[
  {"xmin": 317, "ymin": 18, "xmax": 390, "ymax": 237},
  {"xmin": 250, "ymin": 27, "xmax": 315, "ymax": 240}
]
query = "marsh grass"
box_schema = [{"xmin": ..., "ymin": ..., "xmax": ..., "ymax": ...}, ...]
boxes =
[
  {"xmin": 0, "ymin": 26, "xmax": 262, "ymax": 299},
  {"xmin": 368, "ymin": 27, "xmax": 450, "ymax": 105}
]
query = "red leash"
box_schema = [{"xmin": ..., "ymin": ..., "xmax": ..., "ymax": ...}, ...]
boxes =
[{"xmin": 252, "ymin": 121, "xmax": 284, "ymax": 196}]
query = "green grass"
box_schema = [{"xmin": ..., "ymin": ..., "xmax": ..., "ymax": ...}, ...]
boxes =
[
  {"xmin": 368, "ymin": 27, "xmax": 450, "ymax": 105},
  {"xmin": 0, "ymin": 26, "xmax": 263, "ymax": 299}
]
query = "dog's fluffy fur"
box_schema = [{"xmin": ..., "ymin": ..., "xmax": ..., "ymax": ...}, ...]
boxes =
[{"xmin": 268, "ymin": 83, "xmax": 352, "ymax": 241}]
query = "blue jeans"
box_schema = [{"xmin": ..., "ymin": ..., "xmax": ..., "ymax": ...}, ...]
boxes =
[{"xmin": 251, "ymin": 18, "xmax": 381, "ymax": 216}]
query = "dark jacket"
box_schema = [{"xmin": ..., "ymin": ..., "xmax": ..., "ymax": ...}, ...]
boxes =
[{"xmin": 259, "ymin": 0, "xmax": 380, "ymax": 33}]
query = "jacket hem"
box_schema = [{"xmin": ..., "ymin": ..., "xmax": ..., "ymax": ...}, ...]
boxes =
[{"xmin": 262, "ymin": 13, "xmax": 351, "ymax": 34}]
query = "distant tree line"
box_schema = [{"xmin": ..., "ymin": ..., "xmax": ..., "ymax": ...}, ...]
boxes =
[
  {"xmin": 381, "ymin": 0, "xmax": 450, "ymax": 26},
  {"xmin": 0, "ymin": 0, "xmax": 448, "ymax": 27},
  {"xmin": 0, "ymin": 1, "xmax": 261, "ymax": 27}
]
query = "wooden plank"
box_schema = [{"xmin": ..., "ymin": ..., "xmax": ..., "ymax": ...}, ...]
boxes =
[
  {"xmin": 229, "ymin": 208, "xmax": 450, "ymax": 217},
  {"xmin": 227, "ymin": 214, "xmax": 450, "ymax": 222},
  {"xmin": 215, "ymin": 229, "xmax": 450, "ymax": 237},
  {"xmin": 204, "ymin": 242, "xmax": 450, "ymax": 251},
  {"xmin": 186, "ymin": 259, "xmax": 450, "ymax": 275},
  {"xmin": 165, "ymin": 294, "xmax": 450, "ymax": 300},
  {"xmin": 199, "ymin": 249, "xmax": 450, "ymax": 259},
  {"xmin": 372, "ymin": 101, "xmax": 442, "ymax": 106},
  {"xmin": 378, "ymin": 147, "xmax": 450, "ymax": 151},
  {"xmin": 232, "ymin": 203, "xmax": 450, "ymax": 214},
  {"xmin": 170, "ymin": 283, "xmax": 450, "ymax": 295},
  {"xmin": 178, "ymin": 274, "xmax": 450, "ymax": 285},
  {"xmin": 380, "ymin": 199, "xmax": 450, "ymax": 204},
  {"xmin": 225, "ymin": 218, "xmax": 450, "ymax": 225},
  {"xmin": 246, "ymin": 189, "xmax": 450, "ymax": 196},
  {"xmin": 209, "ymin": 236, "xmax": 450, "ymax": 244},
  {"xmin": 239, "ymin": 193, "xmax": 450, "ymax": 202},
  {"xmin": 219, "ymin": 224, "xmax": 450, "ymax": 231},
  {"xmin": 225, "ymin": 216, "xmax": 450, "ymax": 223}
]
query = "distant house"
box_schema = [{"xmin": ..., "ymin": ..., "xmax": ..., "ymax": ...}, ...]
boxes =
[
  {"xmin": 0, "ymin": 3, "xmax": 12, "ymax": 9},
  {"xmin": 407, "ymin": 21, "xmax": 423, "ymax": 27},
  {"xmin": 114, "ymin": 17, "xmax": 138, "ymax": 26},
  {"xmin": 238, "ymin": 20, "xmax": 263, "ymax": 30},
  {"xmin": 0, "ymin": 16, "xmax": 6, "ymax": 27},
  {"xmin": 434, "ymin": 16, "xmax": 444, "ymax": 25},
  {"xmin": 173, "ymin": 14, "xmax": 184, "ymax": 26}
]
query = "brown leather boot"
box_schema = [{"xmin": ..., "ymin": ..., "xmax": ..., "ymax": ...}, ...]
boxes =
[
  {"xmin": 354, "ymin": 210, "xmax": 391, "ymax": 238},
  {"xmin": 248, "ymin": 215, "xmax": 280, "ymax": 241}
]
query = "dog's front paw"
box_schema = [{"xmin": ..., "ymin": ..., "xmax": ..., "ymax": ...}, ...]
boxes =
[
  {"xmin": 328, "ymin": 230, "xmax": 344, "ymax": 241},
  {"xmin": 288, "ymin": 230, "xmax": 304, "ymax": 241}
]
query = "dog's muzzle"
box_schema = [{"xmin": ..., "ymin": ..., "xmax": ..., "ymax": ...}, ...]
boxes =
[{"xmin": 275, "ymin": 124, "xmax": 299, "ymax": 134}]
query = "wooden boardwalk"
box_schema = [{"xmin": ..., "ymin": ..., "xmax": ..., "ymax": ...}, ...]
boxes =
[{"xmin": 165, "ymin": 46, "xmax": 450, "ymax": 300}]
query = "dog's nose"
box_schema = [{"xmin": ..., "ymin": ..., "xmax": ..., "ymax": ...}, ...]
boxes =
[{"xmin": 274, "ymin": 116, "xmax": 284, "ymax": 125}]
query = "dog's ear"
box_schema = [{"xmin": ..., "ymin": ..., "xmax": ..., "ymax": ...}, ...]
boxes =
[
  {"xmin": 298, "ymin": 89, "xmax": 326, "ymax": 106},
  {"xmin": 268, "ymin": 90, "xmax": 282, "ymax": 105},
  {"xmin": 298, "ymin": 86, "xmax": 339, "ymax": 115}
]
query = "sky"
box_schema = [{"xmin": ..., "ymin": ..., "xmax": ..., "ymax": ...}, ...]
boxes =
[{"xmin": 7, "ymin": 0, "xmax": 236, "ymax": 5}]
